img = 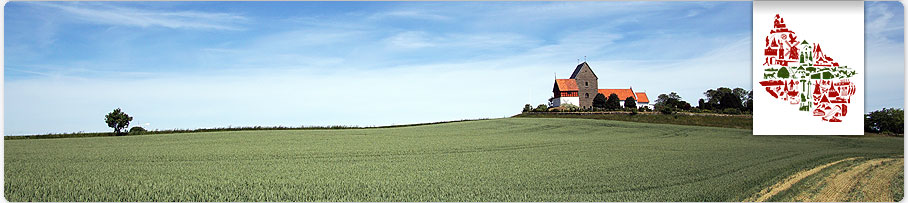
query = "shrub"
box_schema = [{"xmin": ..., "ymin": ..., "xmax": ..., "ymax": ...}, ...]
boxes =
[
  {"xmin": 523, "ymin": 104, "xmax": 533, "ymax": 112},
  {"xmin": 561, "ymin": 104, "xmax": 581, "ymax": 112},
  {"xmin": 639, "ymin": 106, "xmax": 652, "ymax": 112},
  {"xmin": 722, "ymin": 108, "xmax": 742, "ymax": 115},
  {"xmin": 630, "ymin": 108, "xmax": 639, "ymax": 115},
  {"xmin": 657, "ymin": 106, "xmax": 674, "ymax": 115},
  {"xmin": 129, "ymin": 126, "xmax": 147, "ymax": 135},
  {"xmin": 534, "ymin": 104, "xmax": 549, "ymax": 112}
]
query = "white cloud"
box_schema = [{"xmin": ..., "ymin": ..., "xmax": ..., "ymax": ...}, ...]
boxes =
[
  {"xmin": 385, "ymin": 31, "xmax": 436, "ymax": 49},
  {"xmin": 368, "ymin": 10, "xmax": 452, "ymax": 21},
  {"xmin": 866, "ymin": 2, "xmax": 903, "ymax": 38},
  {"xmin": 26, "ymin": 2, "xmax": 247, "ymax": 30},
  {"xmin": 383, "ymin": 31, "xmax": 541, "ymax": 50},
  {"xmin": 863, "ymin": 2, "xmax": 905, "ymax": 111}
]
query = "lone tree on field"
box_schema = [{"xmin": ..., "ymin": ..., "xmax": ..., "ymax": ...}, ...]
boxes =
[
  {"xmin": 624, "ymin": 96, "xmax": 637, "ymax": 109},
  {"xmin": 105, "ymin": 108, "xmax": 133, "ymax": 136},
  {"xmin": 605, "ymin": 93, "xmax": 621, "ymax": 110},
  {"xmin": 593, "ymin": 93, "xmax": 607, "ymax": 108}
]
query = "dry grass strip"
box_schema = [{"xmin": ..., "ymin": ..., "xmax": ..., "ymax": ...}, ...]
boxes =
[
  {"xmin": 744, "ymin": 157, "xmax": 860, "ymax": 202},
  {"xmin": 811, "ymin": 158, "xmax": 902, "ymax": 202}
]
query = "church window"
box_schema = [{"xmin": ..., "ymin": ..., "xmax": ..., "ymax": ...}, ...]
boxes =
[
  {"xmin": 585, "ymin": 93, "xmax": 589, "ymax": 98},
  {"xmin": 585, "ymin": 82, "xmax": 588, "ymax": 87}
]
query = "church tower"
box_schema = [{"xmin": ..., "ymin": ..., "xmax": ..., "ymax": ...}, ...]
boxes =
[{"xmin": 570, "ymin": 62, "xmax": 599, "ymax": 108}]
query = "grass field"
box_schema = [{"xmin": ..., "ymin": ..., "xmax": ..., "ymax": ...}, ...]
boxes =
[{"xmin": 4, "ymin": 118, "xmax": 903, "ymax": 201}]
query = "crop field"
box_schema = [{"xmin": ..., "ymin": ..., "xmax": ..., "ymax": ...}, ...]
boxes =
[{"xmin": 4, "ymin": 118, "xmax": 903, "ymax": 201}]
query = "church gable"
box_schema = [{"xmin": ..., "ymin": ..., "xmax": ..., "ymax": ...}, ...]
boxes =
[{"xmin": 569, "ymin": 62, "xmax": 598, "ymax": 80}]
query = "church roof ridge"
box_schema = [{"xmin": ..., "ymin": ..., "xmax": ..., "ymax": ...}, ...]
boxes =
[{"xmin": 569, "ymin": 62, "xmax": 598, "ymax": 79}]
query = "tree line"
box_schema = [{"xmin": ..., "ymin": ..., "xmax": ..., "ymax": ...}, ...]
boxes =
[
  {"xmin": 522, "ymin": 86, "xmax": 904, "ymax": 135},
  {"xmin": 525, "ymin": 86, "xmax": 753, "ymax": 115},
  {"xmin": 654, "ymin": 87, "xmax": 752, "ymax": 115},
  {"xmin": 525, "ymin": 92, "xmax": 647, "ymax": 113}
]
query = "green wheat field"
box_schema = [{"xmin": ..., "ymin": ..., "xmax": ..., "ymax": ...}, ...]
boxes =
[{"xmin": 4, "ymin": 118, "xmax": 903, "ymax": 201}]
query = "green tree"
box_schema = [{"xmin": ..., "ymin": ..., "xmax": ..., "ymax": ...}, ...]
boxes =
[
  {"xmin": 522, "ymin": 104, "xmax": 533, "ymax": 112},
  {"xmin": 654, "ymin": 92, "xmax": 690, "ymax": 112},
  {"xmin": 655, "ymin": 92, "xmax": 682, "ymax": 108},
  {"xmin": 624, "ymin": 96, "xmax": 637, "ymax": 109},
  {"xmin": 704, "ymin": 87, "xmax": 731, "ymax": 109},
  {"xmin": 105, "ymin": 108, "xmax": 133, "ymax": 136},
  {"xmin": 865, "ymin": 108, "xmax": 904, "ymax": 134},
  {"xmin": 593, "ymin": 93, "xmax": 607, "ymax": 109},
  {"xmin": 704, "ymin": 87, "xmax": 750, "ymax": 111},
  {"xmin": 719, "ymin": 91, "xmax": 743, "ymax": 110},
  {"xmin": 679, "ymin": 101, "xmax": 692, "ymax": 111},
  {"xmin": 605, "ymin": 93, "xmax": 621, "ymax": 110}
]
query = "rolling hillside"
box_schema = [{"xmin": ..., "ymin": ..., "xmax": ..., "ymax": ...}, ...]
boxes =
[{"xmin": 4, "ymin": 118, "xmax": 902, "ymax": 201}]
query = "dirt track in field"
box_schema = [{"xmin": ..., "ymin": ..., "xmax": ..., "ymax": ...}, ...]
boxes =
[
  {"xmin": 744, "ymin": 157, "xmax": 860, "ymax": 202},
  {"xmin": 804, "ymin": 158, "xmax": 902, "ymax": 202},
  {"xmin": 746, "ymin": 157, "xmax": 904, "ymax": 202}
]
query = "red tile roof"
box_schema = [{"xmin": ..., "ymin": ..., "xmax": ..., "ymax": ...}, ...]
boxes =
[
  {"xmin": 554, "ymin": 79, "xmax": 578, "ymax": 91},
  {"xmin": 598, "ymin": 89, "xmax": 636, "ymax": 101},
  {"xmin": 635, "ymin": 92, "xmax": 649, "ymax": 103}
]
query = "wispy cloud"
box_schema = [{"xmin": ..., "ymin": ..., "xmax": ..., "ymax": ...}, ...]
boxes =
[
  {"xmin": 383, "ymin": 31, "xmax": 541, "ymax": 50},
  {"xmin": 367, "ymin": 10, "xmax": 453, "ymax": 21},
  {"xmin": 26, "ymin": 1, "xmax": 247, "ymax": 30},
  {"xmin": 385, "ymin": 31, "xmax": 437, "ymax": 49},
  {"xmin": 4, "ymin": 2, "xmax": 902, "ymax": 135},
  {"xmin": 864, "ymin": 1, "xmax": 905, "ymax": 112},
  {"xmin": 866, "ymin": 1, "xmax": 904, "ymax": 39}
]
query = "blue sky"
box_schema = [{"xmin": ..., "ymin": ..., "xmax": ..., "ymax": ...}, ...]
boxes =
[{"xmin": 4, "ymin": 1, "xmax": 904, "ymax": 135}]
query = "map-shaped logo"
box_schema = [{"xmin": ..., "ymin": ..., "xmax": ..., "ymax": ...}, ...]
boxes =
[{"xmin": 759, "ymin": 14, "xmax": 858, "ymax": 122}]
